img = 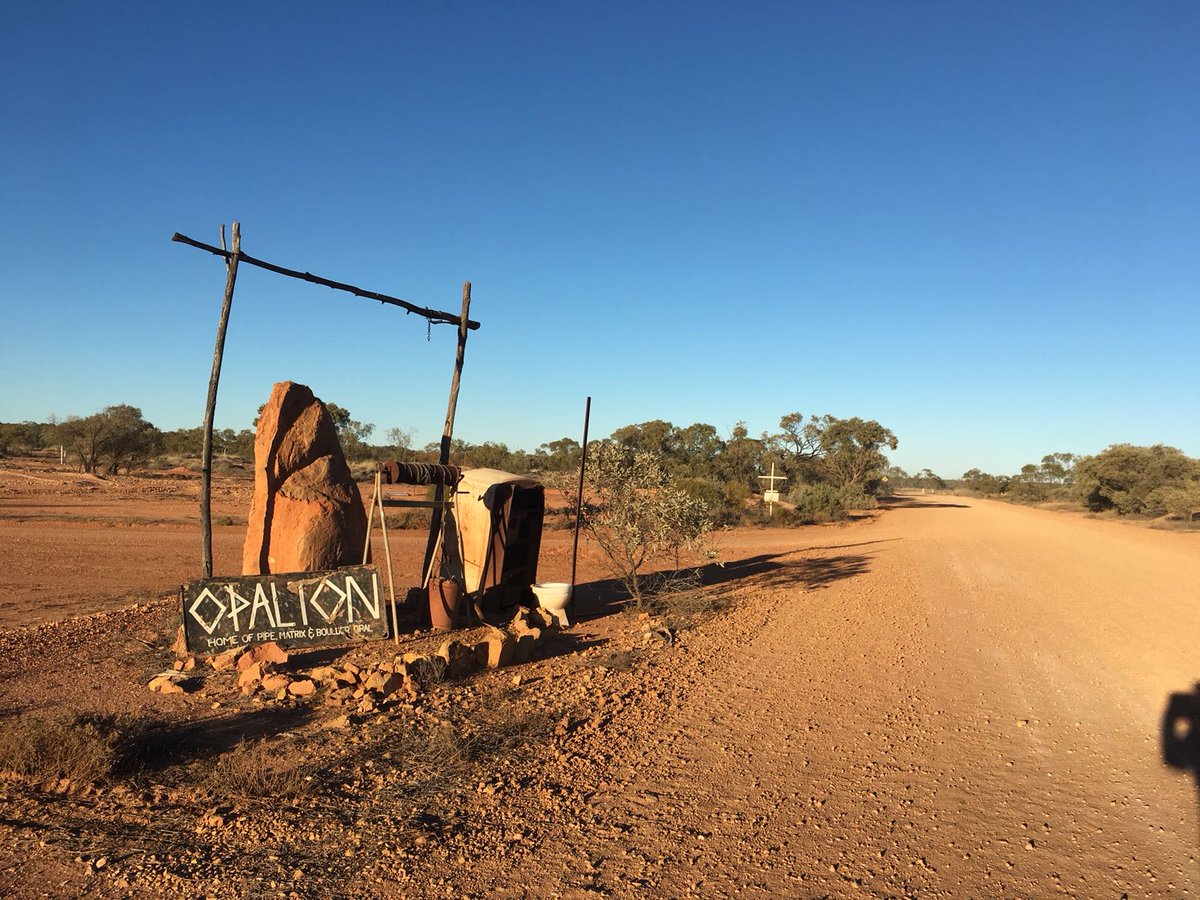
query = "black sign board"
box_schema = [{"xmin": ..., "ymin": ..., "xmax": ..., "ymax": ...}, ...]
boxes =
[{"xmin": 182, "ymin": 566, "xmax": 387, "ymax": 653}]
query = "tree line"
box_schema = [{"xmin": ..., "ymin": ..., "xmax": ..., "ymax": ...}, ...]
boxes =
[
  {"xmin": 961, "ymin": 445, "xmax": 1200, "ymax": 520},
  {"xmin": 1, "ymin": 406, "xmax": 901, "ymax": 524}
]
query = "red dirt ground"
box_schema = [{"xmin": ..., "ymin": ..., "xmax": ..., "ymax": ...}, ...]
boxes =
[{"xmin": 2, "ymin": 457, "xmax": 1199, "ymax": 897}]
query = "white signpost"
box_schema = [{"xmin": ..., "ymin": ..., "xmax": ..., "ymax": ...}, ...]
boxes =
[{"xmin": 758, "ymin": 463, "xmax": 786, "ymax": 517}]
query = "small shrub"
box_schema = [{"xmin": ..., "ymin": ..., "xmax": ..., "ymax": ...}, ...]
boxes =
[
  {"xmin": 207, "ymin": 740, "xmax": 308, "ymax": 800},
  {"xmin": 787, "ymin": 483, "xmax": 875, "ymax": 522},
  {"xmin": 0, "ymin": 713, "xmax": 126, "ymax": 784},
  {"xmin": 385, "ymin": 509, "xmax": 432, "ymax": 530},
  {"xmin": 579, "ymin": 444, "xmax": 715, "ymax": 607},
  {"xmin": 1148, "ymin": 484, "xmax": 1200, "ymax": 520}
]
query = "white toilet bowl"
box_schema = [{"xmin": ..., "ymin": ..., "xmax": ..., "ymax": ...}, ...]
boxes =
[{"xmin": 531, "ymin": 582, "xmax": 572, "ymax": 628}]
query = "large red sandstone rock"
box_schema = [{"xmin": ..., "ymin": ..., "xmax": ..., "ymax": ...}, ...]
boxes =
[{"xmin": 242, "ymin": 381, "xmax": 368, "ymax": 575}]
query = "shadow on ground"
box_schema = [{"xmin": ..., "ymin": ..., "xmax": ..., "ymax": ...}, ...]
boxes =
[
  {"xmin": 880, "ymin": 495, "xmax": 970, "ymax": 510},
  {"xmin": 124, "ymin": 705, "xmax": 317, "ymax": 776},
  {"xmin": 1162, "ymin": 684, "xmax": 1200, "ymax": 844},
  {"xmin": 572, "ymin": 548, "xmax": 877, "ymax": 621}
]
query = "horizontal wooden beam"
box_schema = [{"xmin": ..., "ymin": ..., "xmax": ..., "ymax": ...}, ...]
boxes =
[{"xmin": 172, "ymin": 232, "xmax": 481, "ymax": 330}]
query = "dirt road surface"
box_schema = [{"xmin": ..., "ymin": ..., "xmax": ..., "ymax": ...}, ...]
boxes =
[
  {"xmin": 3, "ymin": 475, "xmax": 1200, "ymax": 897},
  {"xmin": 426, "ymin": 494, "xmax": 1200, "ymax": 897}
]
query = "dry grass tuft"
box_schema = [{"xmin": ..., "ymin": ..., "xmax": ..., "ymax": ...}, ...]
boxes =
[
  {"xmin": 207, "ymin": 740, "xmax": 309, "ymax": 800},
  {"xmin": 0, "ymin": 713, "xmax": 127, "ymax": 785}
]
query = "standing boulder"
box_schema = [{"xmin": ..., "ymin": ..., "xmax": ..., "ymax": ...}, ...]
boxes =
[{"xmin": 242, "ymin": 381, "xmax": 368, "ymax": 575}]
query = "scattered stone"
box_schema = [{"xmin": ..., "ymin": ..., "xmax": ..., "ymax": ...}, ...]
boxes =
[
  {"xmin": 310, "ymin": 666, "xmax": 337, "ymax": 682},
  {"xmin": 438, "ymin": 640, "xmax": 479, "ymax": 679},
  {"xmin": 288, "ymin": 679, "xmax": 316, "ymax": 697},
  {"xmin": 510, "ymin": 608, "xmax": 536, "ymax": 634},
  {"xmin": 210, "ymin": 648, "xmax": 242, "ymax": 671},
  {"xmin": 325, "ymin": 715, "xmax": 352, "ymax": 730},
  {"xmin": 237, "ymin": 662, "xmax": 263, "ymax": 690},
  {"xmin": 363, "ymin": 670, "xmax": 406, "ymax": 698},
  {"xmin": 261, "ymin": 674, "xmax": 290, "ymax": 693},
  {"xmin": 237, "ymin": 643, "xmax": 287, "ymax": 671},
  {"xmin": 242, "ymin": 381, "xmax": 368, "ymax": 575},
  {"xmin": 513, "ymin": 633, "xmax": 536, "ymax": 664},
  {"xmin": 148, "ymin": 674, "xmax": 186, "ymax": 695},
  {"xmin": 171, "ymin": 625, "xmax": 187, "ymax": 658},
  {"xmin": 476, "ymin": 633, "xmax": 516, "ymax": 669},
  {"xmin": 248, "ymin": 641, "xmax": 289, "ymax": 666}
]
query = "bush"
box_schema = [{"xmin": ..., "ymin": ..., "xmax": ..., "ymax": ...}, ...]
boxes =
[
  {"xmin": 787, "ymin": 483, "xmax": 878, "ymax": 522},
  {"xmin": 207, "ymin": 740, "xmax": 308, "ymax": 799},
  {"xmin": 1147, "ymin": 485, "xmax": 1200, "ymax": 520},
  {"xmin": 579, "ymin": 443, "xmax": 714, "ymax": 607},
  {"xmin": 676, "ymin": 476, "xmax": 744, "ymax": 527},
  {"xmin": 0, "ymin": 713, "xmax": 128, "ymax": 784},
  {"xmin": 1074, "ymin": 444, "xmax": 1200, "ymax": 515}
]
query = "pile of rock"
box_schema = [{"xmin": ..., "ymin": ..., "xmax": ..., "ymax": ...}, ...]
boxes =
[{"xmin": 152, "ymin": 606, "xmax": 565, "ymax": 716}]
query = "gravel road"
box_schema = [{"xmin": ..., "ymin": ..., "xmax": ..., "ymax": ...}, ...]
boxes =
[{"xmin": 440, "ymin": 495, "xmax": 1200, "ymax": 897}]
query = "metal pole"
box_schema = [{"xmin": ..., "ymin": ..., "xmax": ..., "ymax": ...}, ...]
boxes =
[
  {"xmin": 569, "ymin": 396, "xmax": 591, "ymax": 615},
  {"xmin": 200, "ymin": 221, "xmax": 240, "ymax": 578}
]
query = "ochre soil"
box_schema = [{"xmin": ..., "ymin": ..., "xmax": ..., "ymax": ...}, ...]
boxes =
[{"xmin": 1, "ymin": 458, "xmax": 1199, "ymax": 897}]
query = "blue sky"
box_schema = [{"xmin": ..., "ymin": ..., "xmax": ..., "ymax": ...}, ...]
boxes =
[{"xmin": 1, "ymin": 2, "xmax": 1196, "ymax": 477}]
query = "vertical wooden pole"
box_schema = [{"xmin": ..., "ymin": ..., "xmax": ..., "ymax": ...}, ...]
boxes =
[
  {"xmin": 200, "ymin": 222, "xmax": 241, "ymax": 578},
  {"xmin": 421, "ymin": 281, "xmax": 472, "ymax": 585}
]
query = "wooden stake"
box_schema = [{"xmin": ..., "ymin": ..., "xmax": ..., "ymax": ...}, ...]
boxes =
[
  {"xmin": 172, "ymin": 232, "xmax": 479, "ymax": 330},
  {"xmin": 422, "ymin": 281, "xmax": 471, "ymax": 586},
  {"xmin": 200, "ymin": 222, "xmax": 240, "ymax": 579},
  {"xmin": 362, "ymin": 474, "xmax": 378, "ymax": 566},
  {"xmin": 375, "ymin": 472, "xmax": 400, "ymax": 644}
]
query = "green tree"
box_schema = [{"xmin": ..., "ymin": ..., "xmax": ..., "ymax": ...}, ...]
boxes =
[
  {"xmin": 673, "ymin": 423, "xmax": 725, "ymax": 477},
  {"xmin": 0, "ymin": 421, "xmax": 50, "ymax": 455},
  {"xmin": 715, "ymin": 422, "xmax": 766, "ymax": 494},
  {"xmin": 1074, "ymin": 444, "xmax": 1200, "ymax": 515},
  {"xmin": 162, "ymin": 426, "xmax": 205, "ymax": 457},
  {"xmin": 57, "ymin": 406, "xmax": 162, "ymax": 474},
  {"xmin": 534, "ymin": 437, "xmax": 582, "ymax": 473},
  {"xmin": 610, "ymin": 420, "xmax": 682, "ymax": 473},
  {"xmin": 914, "ymin": 468, "xmax": 946, "ymax": 490},
  {"xmin": 385, "ymin": 426, "xmax": 414, "ymax": 452},
  {"xmin": 961, "ymin": 468, "xmax": 1007, "ymax": 495},
  {"xmin": 1038, "ymin": 452, "xmax": 1076, "ymax": 485},
  {"xmin": 813, "ymin": 416, "xmax": 898, "ymax": 489}
]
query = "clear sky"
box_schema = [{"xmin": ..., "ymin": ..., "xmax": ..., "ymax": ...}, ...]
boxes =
[{"xmin": 1, "ymin": 2, "xmax": 1196, "ymax": 477}]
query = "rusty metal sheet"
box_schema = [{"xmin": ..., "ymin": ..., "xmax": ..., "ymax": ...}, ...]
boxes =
[{"xmin": 182, "ymin": 566, "xmax": 387, "ymax": 654}]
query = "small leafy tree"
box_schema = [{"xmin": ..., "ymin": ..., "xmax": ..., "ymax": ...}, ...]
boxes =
[
  {"xmin": 57, "ymin": 405, "xmax": 161, "ymax": 474},
  {"xmin": 961, "ymin": 468, "xmax": 1008, "ymax": 495},
  {"xmin": 914, "ymin": 468, "xmax": 946, "ymax": 490},
  {"xmin": 385, "ymin": 426, "xmax": 414, "ymax": 453},
  {"xmin": 579, "ymin": 443, "xmax": 714, "ymax": 607},
  {"xmin": 768, "ymin": 413, "xmax": 898, "ymax": 490}
]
